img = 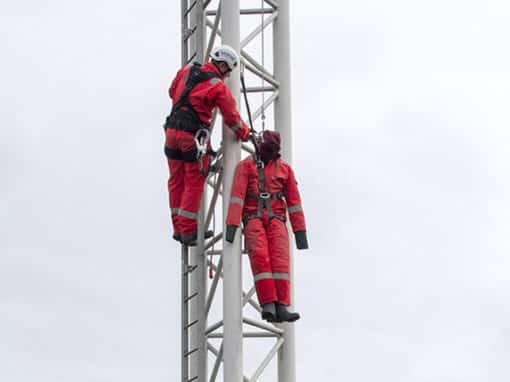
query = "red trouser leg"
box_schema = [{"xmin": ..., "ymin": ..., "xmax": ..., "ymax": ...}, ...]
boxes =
[
  {"xmin": 179, "ymin": 157, "xmax": 208, "ymax": 235},
  {"xmin": 245, "ymin": 218, "xmax": 278, "ymax": 305},
  {"xmin": 165, "ymin": 128, "xmax": 210, "ymax": 236},
  {"xmin": 166, "ymin": 128, "xmax": 184, "ymax": 235},
  {"xmin": 169, "ymin": 130, "xmax": 208, "ymax": 236},
  {"xmin": 267, "ymin": 219, "xmax": 291, "ymax": 305},
  {"xmin": 167, "ymin": 158, "xmax": 184, "ymax": 234}
]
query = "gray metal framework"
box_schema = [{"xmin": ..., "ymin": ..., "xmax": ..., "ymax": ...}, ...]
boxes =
[{"xmin": 179, "ymin": 1, "xmax": 295, "ymax": 381}]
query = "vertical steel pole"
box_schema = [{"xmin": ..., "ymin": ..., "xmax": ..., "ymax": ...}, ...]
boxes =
[
  {"xmin": 181, "ymin": 0, "xmax": 189, "ymax": 65},
  {"xmin": 221, "ymin": 0, "xmax": 243, "ymax": 381},
  {"xmin": 274, "ymin": 1, "xmax": 296, "ymax": 381},
  {"xmin": 181, "ymin": 246, "xmax": 189, "ymax": 382},
  {"xmin": 189, "ymin": 2, "xmax": 207, "ymax": 381},
  {"xmin": 273, "ymin": 0, "xmax": 293, "ymax": 164},
  {"xmin": 180, "ymin": 3, "xmax": 190, "ymax": 381}
]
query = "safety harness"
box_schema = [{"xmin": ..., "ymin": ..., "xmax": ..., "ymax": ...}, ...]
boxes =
[
  {"xmin": 164, "ymin": 62, "xmax": 220, "ymax": 134},
  {"xmin": 243, "ymin": 157, "xmax": 286, "ymax": 226},
  {"xmin": 164, "ymin": 62, "xmax": 220, "ymax": 174}
]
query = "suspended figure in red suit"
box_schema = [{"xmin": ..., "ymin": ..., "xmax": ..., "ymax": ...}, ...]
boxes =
[
  {"xmin": 164, "ymin": 45, "xmax": 250, "ymax": 246},
  {"xmin": 225, "ymin": 130, "xmax": 309, "ymax": 323}
]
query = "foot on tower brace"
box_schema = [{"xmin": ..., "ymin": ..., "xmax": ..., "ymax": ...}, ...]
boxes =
[
  {"xmin": 208, "ymin": 158, "xmax": 222, "ymax": 173},
  {"xmin": 181, "ymin": 230, "xmax": 214, "ymax": 247},
  {"xmin": 276, "ymin": 302, "xmax": 300, "ymax": 323},
  {"xmin": 261, "ymin": 302, "xmax": 277, "ymax": 322}
]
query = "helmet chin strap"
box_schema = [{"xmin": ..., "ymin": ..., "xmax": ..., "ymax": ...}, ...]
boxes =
[
  {"xmin": 212, "ymin": 60, "xmax": 230, "ymax": 77},
  {"xmin": 220, "ymin": 65, "xmax": 231, "ymax": 77}
]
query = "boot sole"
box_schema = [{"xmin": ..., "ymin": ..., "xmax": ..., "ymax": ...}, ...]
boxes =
[
  {"xmin": 276, "ymin": 314, "xmax": 300, "ymax": 323},
  {"xmin": 261, "ymin": 312, "xmax": 278, "ymax": 322}
]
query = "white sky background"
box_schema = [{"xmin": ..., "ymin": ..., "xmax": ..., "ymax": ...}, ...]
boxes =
[{"xmin": 1, "ymin": 0, "xmax": 509, "ymax": 381}]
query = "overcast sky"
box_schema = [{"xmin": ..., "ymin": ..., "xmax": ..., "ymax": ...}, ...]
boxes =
[{"xmin": 2, "ymin": 1, "xmax": 509, "ymax": 381}]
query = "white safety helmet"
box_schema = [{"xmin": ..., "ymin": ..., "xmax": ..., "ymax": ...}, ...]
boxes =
[{"xmin": 210, "ymin": 45, "xmax": 239, "ymax": 71}]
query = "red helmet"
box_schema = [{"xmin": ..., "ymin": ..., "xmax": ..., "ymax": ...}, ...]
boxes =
[{"xmin": 259, "ymin": 130, "xmax": 281, "ymax": 163}]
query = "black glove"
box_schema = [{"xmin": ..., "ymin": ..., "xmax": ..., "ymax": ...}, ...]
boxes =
[
  {"xmin": 294, "ymin": 231, "xmax": 309, "ymax": 250},
  {"xmin": 225, "ymin": 225, "xmax": 238, "ymax": 243}
]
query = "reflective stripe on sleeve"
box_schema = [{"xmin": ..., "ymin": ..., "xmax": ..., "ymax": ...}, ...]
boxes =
[
  {"xmin": 288, "ymin": 205, "xmax": 303, "ymax": 214},
  {"xmin": 229, "ymin": 197, "xmax": 244, "ymax": 206}
]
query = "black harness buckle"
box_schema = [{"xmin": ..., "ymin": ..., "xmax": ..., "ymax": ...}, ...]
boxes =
[{"xmin": 259, "ymin": 192, "xmax": 270, "ymax": 199}]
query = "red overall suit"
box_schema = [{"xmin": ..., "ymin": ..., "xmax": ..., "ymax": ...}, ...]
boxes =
[
  {"xmin": 225, "ymin": 143, "xmax": 308, "ymax": 306},
  {"xmin": 165, "ymin": 62, "xmax": 250, "ymax": 242}
]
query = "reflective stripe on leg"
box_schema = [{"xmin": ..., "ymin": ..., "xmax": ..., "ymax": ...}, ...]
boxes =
[
  {"xmin": 175, "ymin": 209, "xmax": 198, "ymax": 220},
  {"xmin": 254, "ymin": 272, "xmax": 290, "ymax": 282},
  {"xmin": 168, "ymin": 158, "xmax": 185, "ymax": 235}
]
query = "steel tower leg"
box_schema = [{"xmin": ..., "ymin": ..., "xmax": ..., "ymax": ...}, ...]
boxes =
[
  {"xmin": 189, "ymin": 2, "xmax": 207, "ymax": 381},
  {"xmin": 221, "ymin": 1, "xmax": 244, "ymax": 381},
  {"xmin": 180, "ymin": 1, "xmax": 208, "ymax": 381},
  {"xmin": 180, "ymin": 3, "xmax": 190, "ymax": 381},
  {"xmin": 181, "ymin": 246, "xmax": 190, "ymax": 382},
  {"xmin": 274, "ymin": 1, "xmax": 297, "ymax": 381}
]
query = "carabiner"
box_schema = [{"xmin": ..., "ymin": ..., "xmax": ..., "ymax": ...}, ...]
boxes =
[{"xmin": 194, "ymin": 128, "xmax": 210, "ymax": 159}]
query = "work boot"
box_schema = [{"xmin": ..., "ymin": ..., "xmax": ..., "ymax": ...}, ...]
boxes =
[
  {"xmin": 276, "ymin": 303, "xmax": 300, "ymax": 323},
  {"xmin": 261, "ymin": 302, "xmax": 277, "ymax": 322},
  {"xmin": 181, "ymin": 230, "xmax": 214, "ymax": 246}
]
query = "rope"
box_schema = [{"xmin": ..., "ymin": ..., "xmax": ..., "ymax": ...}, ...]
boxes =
[{"xmin": 209, "ymin": 171, "xmax": 217, "ymax": 279}]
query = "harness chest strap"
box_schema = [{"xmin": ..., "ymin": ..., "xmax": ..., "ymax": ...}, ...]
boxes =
[{"xmin": 243, "ymin": 158, "xmax": 286, "ymax": 225}]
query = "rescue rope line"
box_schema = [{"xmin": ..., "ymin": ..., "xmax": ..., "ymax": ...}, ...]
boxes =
[
  {"xmin": 240, "ymin": 68, "xmax": 261, "ymax": 160},
  {"xmin": 261, "ymin": 0, "xmax": 266, "ymax": 131},
  {"xmin": 209, "ymin": 171, "xmax": 217, "ymax": 279}
]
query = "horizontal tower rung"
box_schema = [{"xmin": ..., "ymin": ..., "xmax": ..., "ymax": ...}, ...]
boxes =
[
  {"xmin": 184, "ymin": 347, "xmax": 199, "ymax": 357},
  {"xmin": 183, "ymin": 26, "xmax": 197, "ymax": 42},
  {"xmin": 184, "ymin": 319, "xmax": 199, "ymax": 330},
  {"xmin": 206, "ymin": 250, "xmax": 247, "ymax": 257},
  {"xmin": 183, "ymin": 0, "xmax": 197, "ymax": 18},
  {"xmin": 245, "ymin": 86, "xmax": 276, "ymax": 93},
  {"xmin": 243, "ymin": 317, "xmax": 284, "ymax": 335},
  {"xmin": 208, "ymin": 331, "xmax": 281, "ymax": 338},
  {"xmin": 184, "ymin": 292, "xmax": 198, "ymax": 302},
  {"xmin": 186, "ymin": 52, "xmax": 198, "ymax": 65},
  {"xmin": 206, "ymin": 8, "xmax": 274, "ymax": 16},
  {"xmin": 183, "ymin": 265, "xmax": 198, "ymax": 275}
]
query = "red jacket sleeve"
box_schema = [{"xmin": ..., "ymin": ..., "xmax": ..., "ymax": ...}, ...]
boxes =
[
  {"xmin": 226, "ymin": 161, "xmax": 249, "ymax": 227},
  {"xmin": 209, "ymin": 81, "xmax": 250, "ymax": 140},
  {"xmin": 285, "ymin": 165, "xmax": 307, "ymax": 233}
]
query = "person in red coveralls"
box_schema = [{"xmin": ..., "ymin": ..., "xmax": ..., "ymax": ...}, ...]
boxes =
[
  {"xmin": 225, "ymin": 130, "xmax": 309, "ymax": 323},
  {"xmin": 164, "ymin": 45, "xmax": 251, "ymax": 246}
]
